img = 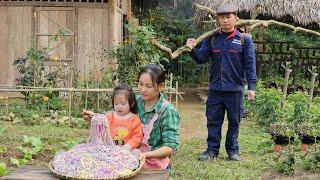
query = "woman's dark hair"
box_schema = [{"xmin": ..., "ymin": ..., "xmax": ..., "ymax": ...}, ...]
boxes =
[
  {"xmin": 138, "ymin": 64, "xmax": 166, "ymax": 87},
  {"xmin": 111, "ymin": 84, "xmax": 137, "ymax": 114}
]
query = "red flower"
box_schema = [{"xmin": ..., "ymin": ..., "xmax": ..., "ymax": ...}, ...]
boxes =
[
  {"xmin": 273, "ymin": 145, "xmax": 282, "ymax": 152},
  {"xmin": 301, "ymin": 144, "xmax": 308, "ymax": 154}
]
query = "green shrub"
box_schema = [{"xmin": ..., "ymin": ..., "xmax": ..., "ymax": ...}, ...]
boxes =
[{"xmin": 109, "ymin": 25, "xmax": 162, "ymax": 86}]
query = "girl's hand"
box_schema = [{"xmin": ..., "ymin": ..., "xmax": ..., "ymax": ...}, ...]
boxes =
[
  {"xmin": 81, "ymin": 109, "xmax": 94, "ymax": 122},
  {"xmin": 122, "ymin": 144, "xmax": 132, "ymax": 151}
]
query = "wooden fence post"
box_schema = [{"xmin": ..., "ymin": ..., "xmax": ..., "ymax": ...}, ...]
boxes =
[
  {"xmin": 69, "ymin": 88, "xmax": 73, "ymax": 119},
  {"xmin": 5, "ymin": 91, "xmax": 9, "ymax": 114},
  {"xmin": 175, "ymin": 81, "xmax": 178, "ymax": 109}
]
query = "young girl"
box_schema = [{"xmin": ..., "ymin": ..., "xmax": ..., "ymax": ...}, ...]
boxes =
[{"xmin": 82, "ymin": 84, "xmax": 143, "ymax": 151}]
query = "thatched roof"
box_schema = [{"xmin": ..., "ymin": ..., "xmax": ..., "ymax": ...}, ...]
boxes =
[{"xmin": 194, "ymin": 0, "xmax": 320, "ymax": 27}]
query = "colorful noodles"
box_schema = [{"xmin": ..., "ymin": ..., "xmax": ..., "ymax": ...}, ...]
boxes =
[{"xmin": 52, "ymin": 113, "xmax": 139, "ymax": 179}]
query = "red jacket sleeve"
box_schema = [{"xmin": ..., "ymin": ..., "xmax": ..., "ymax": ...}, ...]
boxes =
[{"xmin": 126, "ymin": 115, "xmax": 143, "ymax": 149}]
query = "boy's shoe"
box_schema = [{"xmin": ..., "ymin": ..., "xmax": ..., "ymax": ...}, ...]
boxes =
[
  {"xmin": 228, "ymin": 152, "xmax": 241, "ymax": 161},
  {"xmin": 197, "ymin": 150, "xmax": 218, "ymax": 161}
]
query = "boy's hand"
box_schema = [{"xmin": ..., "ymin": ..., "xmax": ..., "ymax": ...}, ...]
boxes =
[
  {"xmin": 247, "ymin": 90, "xmax": 255, "ymax": 101},
  {"xmin": 186, "ymin": 38, "xmax": 196, "ymax": 49},
  {"xmin": 81, "ymin": 109, "xmax": 94, "ymax": 122}
]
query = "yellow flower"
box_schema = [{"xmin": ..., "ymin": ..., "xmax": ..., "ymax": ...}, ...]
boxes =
[
  {"xmin": 42, "ymin": 96, "xmax": 49, "ymax": 102},
  {"xmin": 51, "ymin": 54, "xmax": 60, "ymax": 61}
]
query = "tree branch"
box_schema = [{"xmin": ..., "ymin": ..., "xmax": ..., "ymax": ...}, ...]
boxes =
[
  {"xmin": 193, "ymin": 3, "xmax": 216, "ymax": 16},
  {"xmin": 152, "ymin": 19, "xmax": 320, "ymax": 60},
  {"xmin": 151, "ymin": 28, "xmax": 220, "ymax": 60}
]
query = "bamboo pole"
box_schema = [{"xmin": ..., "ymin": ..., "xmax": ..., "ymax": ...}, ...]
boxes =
[
  {"xmin": 0, "ymin": 88, "xmax": 114, "ymax": 92},
  {"xmin": 0, "ymin": 87, "xmax": 183, "ymax": 94}
]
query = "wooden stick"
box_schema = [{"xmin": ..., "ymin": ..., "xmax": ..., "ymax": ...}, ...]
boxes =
[
  {"xmin": 308, "ymin": 66, "xmax": 318, "ymax": 100},
  {"xmin": 193, "ymin": 3, "xmax": 216, "ymax": 16},
  {"xmin": 281, "ymin": 61, "xmax": 292, "ymax": 108},
  {"xmin": 39, "ymin": 12, "xmax": 74, "ymax": 35}
]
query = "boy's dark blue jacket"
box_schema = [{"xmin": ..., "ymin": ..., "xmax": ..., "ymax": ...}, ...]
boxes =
[{"xmin": 190, "ymin": 29, "xmax": 257, "ymax": 92}]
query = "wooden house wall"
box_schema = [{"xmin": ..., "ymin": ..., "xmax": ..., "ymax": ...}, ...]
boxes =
[
  {"xmin": 0, "ymin": 7, "xmax": 32, "ymax": 86},
  {"xmin": 0, "ymin": 0, "xmax": 131, "ymax": 88}
]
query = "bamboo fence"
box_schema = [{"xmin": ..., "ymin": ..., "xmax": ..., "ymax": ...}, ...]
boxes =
[{"xmin": 0, "ymin": 73, "xmax": 184, "ymax": 120}]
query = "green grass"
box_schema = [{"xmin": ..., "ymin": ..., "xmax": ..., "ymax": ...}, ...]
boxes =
[
  {"xmin": 1, "ymin": 118, "xmax": 319, "ymax": 179},
  {"xmin": 0, "ymin": 121, "xmax": 88, "ymax": 172},
  {"xmin": 172, "ymin": 119, "xmax": 274, "ymax": 179},
  {"xmin": 0, "ymin": 119, "xmax": 286, "ymax": 179}
]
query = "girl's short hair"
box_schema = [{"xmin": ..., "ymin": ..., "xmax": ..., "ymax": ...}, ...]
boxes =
[
  {"xmin": 111, "ymin": 84, "xmax": 137, "ymax": 114},
  {"xmin": 138, "ymin": 64, "xmax": 166, "ymax": 87}
]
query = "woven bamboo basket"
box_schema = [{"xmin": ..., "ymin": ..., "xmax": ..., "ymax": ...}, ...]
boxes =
[{"xmin": 48, "ymin": 156, "xmax": 145, "ymax": 180}]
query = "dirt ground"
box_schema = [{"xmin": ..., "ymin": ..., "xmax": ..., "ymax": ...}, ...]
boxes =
[
  {"xmin": 177, "ymin": 88, "xmax": 229, "ymax": 140},
  {"xmin": 177, "ymin": 88, "xmax": 207, "ymax": 139}
]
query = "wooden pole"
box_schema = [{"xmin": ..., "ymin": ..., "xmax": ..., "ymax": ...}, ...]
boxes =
[
  {"xmin": 85, "ymin": 82, "xmax": 89, "ymax": 109},
  {"xmin": 175, "ymin": 81, "xmax": 178, "ymax": 109},
  {"xmin": 257, "ymin": 25, "xmax": 264, "ymax": 78},
  {"xmin": 308, "ymin": 66, "xmax": 318, "ymax": 100},
  {"xmin": 5, "ymin": 91, "xmax": 9, "ymax": 114},
  {"xmin": 69, "ymin": 89, "xmax": 73, "ymax": 119},
  {"xmin": 169, "ymin": 73, "xmax": 173, "ymax": 103},
  {"xmin": 0, "ymin": 88, "xmax": 114, "ymax": 92},
  {"xmin": 108, "ymin": 0, "xmax": 118, "ymax": 84},
  {"xmin": 281, "ymin": 61, "xmax": 292, "ymax": 108},
  {"xmin": 97, "ymin": 92, "xmax": 100, "ymax": 111}
]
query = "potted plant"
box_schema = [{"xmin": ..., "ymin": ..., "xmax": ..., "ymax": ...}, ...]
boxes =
[
  {"xmin": 295, "ymin": 122, "xmax": 317, "ymax": 144},
  {"xmin": 269, "ymin": 116, "xmax": 295, "ymax": 145}
]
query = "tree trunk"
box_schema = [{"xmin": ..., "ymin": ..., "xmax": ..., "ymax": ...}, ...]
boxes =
[{"xmin": 172, "ymin": 0, "xmax": 177, "ymax": 10}]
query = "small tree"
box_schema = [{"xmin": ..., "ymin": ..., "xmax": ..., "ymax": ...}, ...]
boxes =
[{"xmin": 109, "ymin": 24, "xmax": 163, "ymax": 86}]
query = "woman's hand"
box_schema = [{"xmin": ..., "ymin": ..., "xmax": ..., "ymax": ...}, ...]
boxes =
[
  {"xmin": 81, "ymin": 109, "xmax": 94, "ymax": 123},
  {"xmin": 139, "ymin": 146, "xmax": 174, "ymax": 159},
  {"xmin": 139, "ymin": 152, "xmax": 147, "ymax": 160}
]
